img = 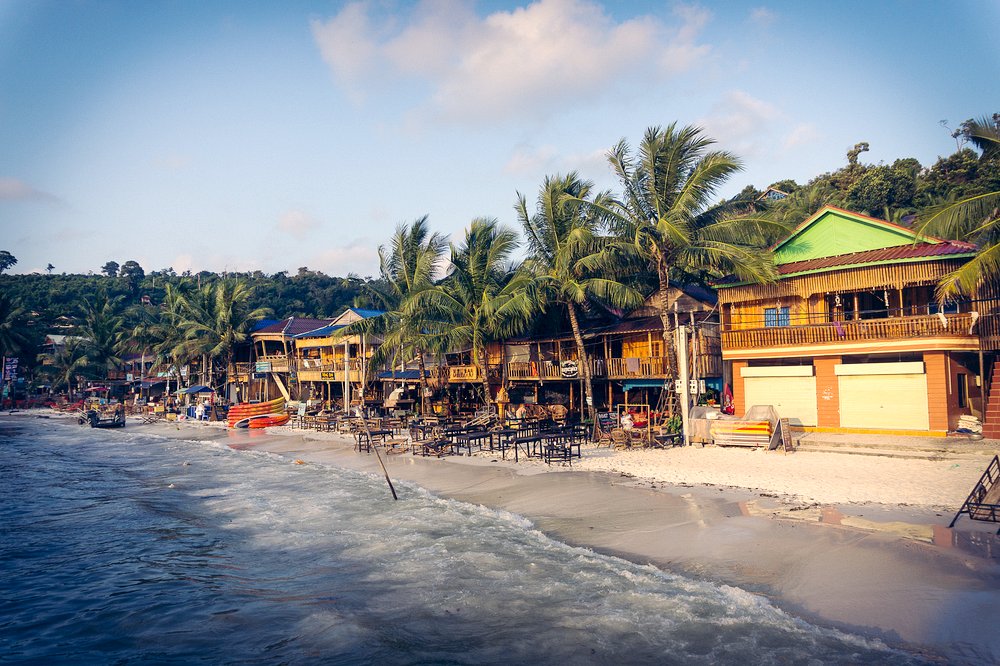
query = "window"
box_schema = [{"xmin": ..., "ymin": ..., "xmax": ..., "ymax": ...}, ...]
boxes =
[{"xmin": 764, "ymin": 306, "xmax": 790, "ymax": 327}]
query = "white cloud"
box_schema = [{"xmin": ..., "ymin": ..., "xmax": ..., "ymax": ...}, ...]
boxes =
[
  {"xmin": 749, "ymin": 6, "xmax": 777, "ymax": 27},
  {"xmin": 311, "ymin": 0, "xmax": 712, "ymax": 125},
  {"xmin": 504, "ymin": 144, "xmax": 558, "ymax": 175},
  {"xmin": 659, "ymin": 4, "xmax": 712, "ymax": 75},
  {"xmin": 698, "ymin": 90, "xmax": 782, "ymax": 159},
  {"xmin": 171, "ymin": 254, "xmax": 195, "ymax": 274},
  {"xmin": 0, "ymin": 177, "xmax": 61, "ymax": 203},
  {"xmin": 276, "ymin": 210, "xmax": 320, "ymax": 238},
  {"xmin": 308, "ymin": 241, "xmax": 379, "ymax": 277},
  {"xmin": 783, "ymin": 122, "xmax": 822, "ymax": 149}
]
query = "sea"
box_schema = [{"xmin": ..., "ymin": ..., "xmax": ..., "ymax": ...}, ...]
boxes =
[{"xmin": 0, "ymin": 416, "xmax": 929, "ymax": 665}]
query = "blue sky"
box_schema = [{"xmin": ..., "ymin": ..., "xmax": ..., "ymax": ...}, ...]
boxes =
[{"xmin": 1, "ymin": 0, "xmax": 997, "ymax": 277}]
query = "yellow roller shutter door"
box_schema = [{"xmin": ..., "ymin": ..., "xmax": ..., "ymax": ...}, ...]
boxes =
[
  {"xmin": 838, "ymin": 374, "xmax": 929, "ymax": 430},
  {"xmin": 743, "ymin": 376, "xmax": 818, "ymax": 426}
]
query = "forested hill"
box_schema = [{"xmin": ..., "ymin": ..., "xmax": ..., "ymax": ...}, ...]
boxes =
[{"xmin": 0, "ymin": 268, "xmax": 373, "ymax": 332}]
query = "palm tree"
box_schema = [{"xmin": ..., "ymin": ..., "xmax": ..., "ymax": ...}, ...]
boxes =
[
  {"xmin": 597, "ymin": 123, "xmax": 782, "ymax": 373},
  {"xmin": 77, "ymin": 291, "xmax": 126, "ymax": 381},
  {"xmin": 517, "ymin": 172, "xmax": 643, "ymax": 422},
  {"xmin": 180, "ymin": 279, "xmax": 272, "ymax": 391},
  {"xmin": 152, "ymin": 282, "xmax": 197, "ymax": 391},
  {"xmin": 38, "ymin": 337, "xmax": 89, "ymax": 401},
  {"xmin": 409, "ymin": 218, "xmax": 533, "ymax": 405},
  {"xmin": 0, "ymin": 293, "xmax": 31, "ymax": 360},
  {"xmin": 345, "ymin": 217, "xmax": 447, "ymax": 415},
  {"xmin": 916, "ymin": 115, "xmax": 1000, "ymax": 299}
]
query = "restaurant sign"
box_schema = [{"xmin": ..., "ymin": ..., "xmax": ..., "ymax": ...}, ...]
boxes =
[
  {"xmin": 321, "ymin": 371, "xmax": 336, "ymax": 380},
  {"xmin": 254, "ymin": 361, "xmax": 272, "ymax": 373}
]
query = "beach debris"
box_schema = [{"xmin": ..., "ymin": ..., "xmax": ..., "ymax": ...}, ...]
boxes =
[{"xmin": 294, "ymin": 459, "xmax": 306, "ymax": 465}]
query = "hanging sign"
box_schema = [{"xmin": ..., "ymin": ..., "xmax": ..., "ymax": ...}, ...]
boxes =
[{"xmin": 560, "ymin": 360, "xmax": 579, "ymax": 378}]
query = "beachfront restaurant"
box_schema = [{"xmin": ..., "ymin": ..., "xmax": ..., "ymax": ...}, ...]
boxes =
[{"xmin": 717, "ymin": 206, "xmax": 985, "ymax": 435}]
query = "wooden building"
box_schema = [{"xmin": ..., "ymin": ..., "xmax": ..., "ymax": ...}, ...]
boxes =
[
  {"xmin": 499, "ymin": 284, "xmax": 722, "ymax": 417},
  {"xmin": 716, "ymin": 206, "xmax": 982, "ymax": 435},
  {"xmin": 230, "ymin": 317, "xmax": 334, "ymax": 403},
  {"xmin": 292, "ymin": 308, "xmax": 384, "ymax": 409}
]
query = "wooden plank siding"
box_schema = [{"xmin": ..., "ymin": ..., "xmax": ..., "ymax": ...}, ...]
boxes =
[{"xmin": 716, "ymin": 259, "xmax": 969, "ymax": 306}]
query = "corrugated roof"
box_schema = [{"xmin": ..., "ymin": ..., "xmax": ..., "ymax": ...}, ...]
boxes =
[
  {"xmin": 349, "ymin": 308, "xmax": 386, "ymax": 319},
  {"xmin": 294, "ymin": 323, "xmax": 345, "ymax": 339},
  {"xmin": 253, "ymin": 317, "xmax": 335, "ymax": 336},
  {"xmin": 775, "ymin": 240, "xmax": 977, "ymax": 277}
]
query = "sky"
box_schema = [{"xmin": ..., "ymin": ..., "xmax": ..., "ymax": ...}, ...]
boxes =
[{"xmin": 1, "ymin": 0, "xmax": 997, "ymax": 278}]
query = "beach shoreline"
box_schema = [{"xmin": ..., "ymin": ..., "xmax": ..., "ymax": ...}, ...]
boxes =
[{"xmin": 22, "ymin": 411, "xmax": 1000, "ymax": 663}]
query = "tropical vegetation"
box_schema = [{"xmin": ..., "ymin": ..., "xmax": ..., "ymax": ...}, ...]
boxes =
[{"xmin": 3, "ymin": 112, "xmax": 999, "ymax": 409}]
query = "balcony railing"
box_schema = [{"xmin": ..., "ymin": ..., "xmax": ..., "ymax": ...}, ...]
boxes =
[
  {"xmin": 606, "ymin": 357, "xmax": 671, "ymax": 378},
  {"xmin": 448, "ymin": 365, "xmax": 481, "ymax": 382},
  {"xmin": 721, "ymin": 312, "xmax": 978, "ymax": 350}
]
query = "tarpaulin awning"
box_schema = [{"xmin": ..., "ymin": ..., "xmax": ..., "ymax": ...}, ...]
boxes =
[
  {"xmin": 176, "ymin": 385, "xmax": 214, "ymax": 394},
  {"xmin": 621, "ymin": 379, "xmax": 669, "ymax": 391},
  {"xmin": 376, "ymin": 370, "xmax": 425, "ymax": 380}
]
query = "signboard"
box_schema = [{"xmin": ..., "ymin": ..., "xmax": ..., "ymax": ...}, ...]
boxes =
[
  {"xmin": 3, "ymin": 357, "xmax": 18, "ymax": 381},
  {"xmin": 559, "ymin": 360, "xmax": 579, "ymax": 378},
  {"xmin": 321, "ymin": 371, "xmax": 336, "ymax": 380},
  {"xmin": 675, "ymin": 379, "xmax": 706, "ymax": 393},
  {"xmin": 596, "ymin": 411, "xmax": 618, "ymax": 436},
  {"xmin": 252, "ymin": 373, "xmax": 267, "ymax": 380},
  {"xmin": 255, "ymin": 361, "xmax": 272, "ymax": 373}
]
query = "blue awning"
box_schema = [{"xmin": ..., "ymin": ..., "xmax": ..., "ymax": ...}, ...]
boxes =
[
  {"xmin": 377, "ymin": 370, "xmax": 425, "ymax": 380},
  {"xmin": 621, "ymin": 379, "xmax": 669, "ymax": 391},
  {"xmin": 176, "ymin": 385, "xmax": 214, "ymax": 394}
]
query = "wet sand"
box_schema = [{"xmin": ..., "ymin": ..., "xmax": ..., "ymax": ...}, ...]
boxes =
[{"xmin": 92, "ymin": 417, "xmax": 1000, "ymax": 662}]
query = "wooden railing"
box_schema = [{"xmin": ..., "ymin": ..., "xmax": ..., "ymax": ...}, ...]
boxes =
[
  {"xmin": 722, "ymin": 312, "xmax": 978, "ymax": 349},
  {"xmin": 506, "ymin": 361, "xmax": 561, "ymax": 380},
  {"xmin": 504, "ymin": 356, "xmax": 680, "ymax": 380},
  {"xmin": 448, "ymin": 365, "xmax": 480, "ymax": 382},
  {"xmin": 257, "ymin": 354, "xmax": 289, "ymax": 373},
  {"xmin": 606, "ymin": 357, "xmax": 671, "ymax": 378}
]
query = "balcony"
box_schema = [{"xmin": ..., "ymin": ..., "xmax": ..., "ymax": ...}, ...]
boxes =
[
  {"xmin": 256, "ymin": 354, "xmax": 290, "ymax": 373},
  {"xmin": 721, "ymin": 312, "xmax": 979, "ymax": 355},
  {"xmin": 296, "ymin": 358, "xmax": 365, "ymax": 382}
]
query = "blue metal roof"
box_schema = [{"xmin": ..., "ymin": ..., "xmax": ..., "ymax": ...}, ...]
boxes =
[
  {"xmin": 293, "ymin": 323, "xmax": 345, "ymax": 339},
  {"xmin": 350, "ymin": 307, "xmax": 385, "ymax": 319},
  {"xmin": 250, "ymin": 318, "xmax": 281, "ymax": 332}
]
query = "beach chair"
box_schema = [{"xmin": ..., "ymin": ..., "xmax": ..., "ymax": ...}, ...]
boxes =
[{"xmin": 610, "ymin": 428, "xmax": 629, "ymax": 449}]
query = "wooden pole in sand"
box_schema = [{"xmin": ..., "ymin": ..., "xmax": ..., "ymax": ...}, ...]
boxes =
[{"xmin": 359, "ymin": 414, "xmax": 398, "ymax": 500}]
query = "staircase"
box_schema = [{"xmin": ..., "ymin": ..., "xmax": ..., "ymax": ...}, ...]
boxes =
[{"xmin": 984, "ymin": 359, "xmax": 1000, "ymax": 439}]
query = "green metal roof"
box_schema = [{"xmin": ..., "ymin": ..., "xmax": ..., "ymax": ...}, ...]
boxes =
[{"xmin": 772, "ymin": 206, "xmax": 933, "ymax": 266}]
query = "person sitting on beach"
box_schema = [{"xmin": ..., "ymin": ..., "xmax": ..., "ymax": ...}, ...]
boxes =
[{"xmin": 620, "ymin": 412, "xmax": 634, "ymax": 432}]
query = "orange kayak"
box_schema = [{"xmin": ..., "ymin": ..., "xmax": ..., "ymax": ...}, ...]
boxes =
[
  {"xmin": 244, "ymin": 413, "xmax": 291, "ymax": 429},
  {"xmin": 227, "ymin": 399, "xmax": 286, "ymax": 427}
]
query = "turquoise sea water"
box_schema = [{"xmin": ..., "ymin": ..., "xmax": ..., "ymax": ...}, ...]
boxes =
[{"xmin": 0, "ymin": 417, "xmax": 928, "ymax": 665}]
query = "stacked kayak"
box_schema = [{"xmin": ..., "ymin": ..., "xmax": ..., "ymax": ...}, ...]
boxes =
[
  {"xmin": 227, "ymin": 398, "xmax": 286, "ymax": 428},
  {"xmin": 247, "ymin": 413, "xmax": 291, "ymax": 429}
]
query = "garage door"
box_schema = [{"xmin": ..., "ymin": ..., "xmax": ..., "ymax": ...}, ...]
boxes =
[
  {"xmin": 744, "ymin": 376, "xmax": 818, "ymax": 426},
  {"xmin": 838, "ymin": 374, "xmax": 929, "ymax": 430}
]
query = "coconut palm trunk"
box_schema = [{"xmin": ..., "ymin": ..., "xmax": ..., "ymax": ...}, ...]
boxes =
[
  {"xmin": 475, "ymin": 345, "xmax": 491, "ymax": 412},
  {"xmin": 566, "ymin": 302, "xmax": 596, "ymax": 423}
]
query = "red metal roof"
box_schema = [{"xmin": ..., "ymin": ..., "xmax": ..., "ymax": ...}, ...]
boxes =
[{"xmin": 776, "ymin": 240, "xmax": 976, "ymax": 276}]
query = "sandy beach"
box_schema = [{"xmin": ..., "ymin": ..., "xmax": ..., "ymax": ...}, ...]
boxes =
[{"xmin": 37, "ymin": 412, "xmax": 1000, "ymax": 663}]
